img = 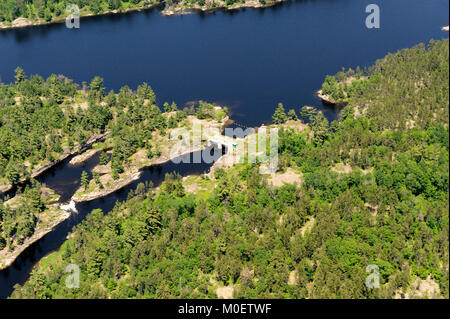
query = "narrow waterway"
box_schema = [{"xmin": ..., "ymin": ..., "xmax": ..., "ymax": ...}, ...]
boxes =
[
  {"xmin": 0, "ymin": 0, "xmax": 448, "ymax": 298},
  {"xmin": 0, "ymin": 146, "xmax": 222, "ymax": 298}
]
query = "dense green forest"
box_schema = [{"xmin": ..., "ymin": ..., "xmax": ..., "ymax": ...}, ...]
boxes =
[
  {"xmin": 0, "ymin": 67, "xmax": 223, "ymax": 251},
  {"xmin": 0, "ymin": 67, "xmax": 217, "ymax": 188},
  {"xmin": 0, "ymin": 180, "xmax": 49, "ymax": 251},
  {"xmin": 10, "ymin": 39, "xmax": 449, "ymax": 298}
]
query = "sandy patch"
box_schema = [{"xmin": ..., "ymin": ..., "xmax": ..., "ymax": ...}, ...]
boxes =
[
  {"xmin": 209, "ymin": 277, "xmax": 234, "ymax": 299},
  {"xmin": 268, "ymin": 167, "xmax": 303, "ymax": 187},
  {"xmin": 364, "ymin": 203, "xmax": 378, "ymax": 217},
  {"xmin": 288, "ymin": 270, "xmax": 298, "ymax": 285},
  {"xmin": 72, "ymin": 101, "xmax": 89, "ymax": 110},
  {"xmin": 281, "ymin": 120, "xmax": 307, "ymax": 133},
  {"xmin": 354, "ymin": 105, "xmax": 369, "ymax": 118},
  {"xmin": 216, "ymin": 285, "xmax": 234, "ymax": 299},
  {"xmin": 92, "ymin": 165, "xmax": 111, "ymax": 175},
  {"xmin": 331, "ymin": 163, "xmax": 353, "ymax": 174},
  {"xmin": 12, "ymin": 17, "xmax": 32, "ymax": 28},
  {"xmin": 300, "ymin": 217, "xmax": 315, "ymax": 236},
  {"xmin": 69, "ymin": 148, "xmax": 101, "ymax": 165},
  {"xmin": 395, "ymin": 276, "xmax": 442, "ymax": 299}
]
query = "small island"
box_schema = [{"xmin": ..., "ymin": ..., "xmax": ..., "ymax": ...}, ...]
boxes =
[{"xmin": 316, "ymin": 69, "xmax": 369, "ymax": 106}]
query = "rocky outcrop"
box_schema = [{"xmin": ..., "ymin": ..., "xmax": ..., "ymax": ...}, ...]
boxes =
[
  {"xmin": 316, "ymin": 89, "xmax": 348, "ymax": 106},
  {"xmin": 162, "ymin": 0, "xmax": 288, "ymax": 16},
  {"xmin": 0, "ymin": 132, "xmax": 110, "ymax": 196}
]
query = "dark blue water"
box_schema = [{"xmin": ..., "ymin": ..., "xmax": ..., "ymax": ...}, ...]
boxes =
[
  {"xmin": 0, "ymin": 0, "xmax": 448, "ymax": 126},
  {"xmin": 0, "ymin": 0, "xmax": 448, "ymax": 298}
]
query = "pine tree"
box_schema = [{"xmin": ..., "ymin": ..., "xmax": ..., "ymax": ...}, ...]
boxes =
[
  {"xmin": 14, "ymin": 67, "xmax": 26, "ymax": 84},
  {"xmin": 81, "ymin": 171, "xmax": 90, "ymax": 190},
  {"xmin": 99, "ymin": 151, "xmax": 109, "ymax": 165},
  {"xmin": 272, "ymin": 103, "xmax": 288, "ymax": 124},
  {"xmin": 93, "ymin": 172, "xmax": 103, "ymax": 189},
  {"xmin": 288, "ymin": 109, "xmax": 298, "ymax": 121},
  {"xmin": 5, "ymin": 159, "xmax": 20, "ymax": 184}
]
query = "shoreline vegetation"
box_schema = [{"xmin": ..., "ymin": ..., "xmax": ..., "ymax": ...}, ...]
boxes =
[
  {"xmin": 0, "ymin": 186, "xmax": 70, "ymax": 270},
  {"xmin": 0, "ymin": 64, "xmax": 233, "ymax": 271},
  {"xmin": 0, "ymin": 133, "xmax": 110, "ymax": 196},
  {"xmin": 317, "ymin": 73, "xmax": 369, "ymax": 106},
  {"xmin": 0, "ymin": 66, "xmax": 229, "ymax": 198},
  {"xmin": 0, "ymin": 2, "xmax": 161, "ymax": 30},
  {"xmin": 161, "ymin": 0, "xmax": 286, "ymax": 16},
  {"xmin": 0, "ymin": 0, "xmax": 287, "ymax": 31},
  {"xmin": 0, "ymin": 107, "xmax": 229, "ymax": 270},
  {"xmin": 0, "ymin": 105, "xmax": 231, "ymax": 271},
  {"xmin": 71, "ymin": 110, "xmax": 229, "ymax": 203},
  {"xmin": 9, "ymin": 39, "xmax": 449, "ymax": 299}
]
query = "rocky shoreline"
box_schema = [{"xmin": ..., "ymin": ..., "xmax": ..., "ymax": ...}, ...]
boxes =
[
  {"xmin": 72, "ymin": 113, "xmax": 229, "ymax": 203},
  {"xmin": 0, "ymin": 132, "xmax": 110, "ymax": 197},
  {"xmin": 72, "ymin": 170, "xmax": 142, "ymax": 203},
  {"xmin": 161, "ymin": 0, "xmax": 287, "ymax": 16},
  {"xmin": 0, "ymin": 133, "xmax": 107, "ymax": 270},
  {"xmin": 0, "ymin": 187, "xmax": 72, "ymax": 271},
  {"xmin": 0, "ymin": 3, "xmax": 160, "ymax": 31},
  {"xmin": 0, "ymin": 210, "xmax": 71, "ymax": 271},
  {"xmin": 0, "ymin": 114, "xmax": 226, "ymax": 270},
  {"xmin": 69, "ymin": 147, "xmax": 105, "ymax": 166},
  {"xmin": 0, "ymin": 1, "xmax": 288, "ymax": 31},
  {"xmin": 316, "ymin": 89, "xmax": 348, "ymax": 106},
  {"xmin": 71, "ymin": 140, "xmax": 216, "ymax": 203}
]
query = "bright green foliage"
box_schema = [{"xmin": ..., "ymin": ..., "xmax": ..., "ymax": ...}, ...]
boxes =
[
  {"xmin": 9, "ymin": 39, "xmax": 450, "ymax": 299},
  {"xmin": 287, "ymin": 109, "xmax": 298, "ymax": 121},
  {"xmin": 80, "ymin": 170, "xmax": 90, "ymax": 190},
  {"xmin": 99, "ymin": 151, "xmax": 109, "ymax": 165},
  {"xmin": 0, "ymin": 180, "xmax": 46, "ymax": 251},
  {"xmin": 0, "ymin": 69, "xmax": 195, "ymax": 189},
  {"xmin": 272, "ymin": 102, "xmax": 288, "ymax": 124}
]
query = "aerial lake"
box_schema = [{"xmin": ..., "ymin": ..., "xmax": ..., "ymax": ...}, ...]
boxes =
[
  {"xmin": 1, "ymin": 0, "xmax": 448, "ymax": 126},
  {"xmin": 0, "ymin": 0, "xmax": 448, "ymax": 298}
]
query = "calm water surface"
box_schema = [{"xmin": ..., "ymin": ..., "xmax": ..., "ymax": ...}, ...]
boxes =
[
  {"xmin": 0, "ymin": 0, "xmax": 448, "ymax": 126},
  {"xmin": 0, "ymin": 0, "xmax": 448, "ymax": 298}
]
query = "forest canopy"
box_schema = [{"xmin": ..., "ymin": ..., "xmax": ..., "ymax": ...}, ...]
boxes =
[{"xmin": 10, "ymin": 39, "xmax": 449, "ymax": 299}]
